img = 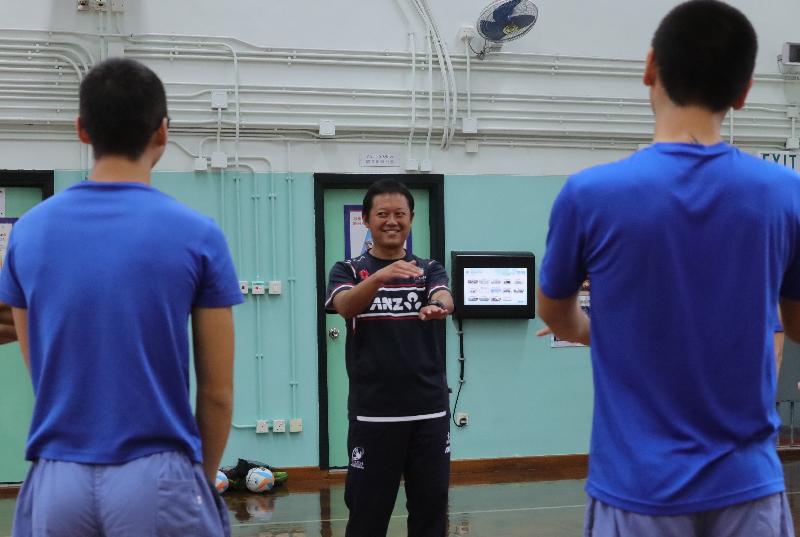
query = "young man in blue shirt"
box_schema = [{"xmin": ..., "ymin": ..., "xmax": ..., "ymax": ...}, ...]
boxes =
[
  {"xmin": 539, "ymin": 1, "xmax": 800, "ymax": 535},
  {"xmin": 0, "ymin": 58, "xmax": 243, "ymax": 537}
]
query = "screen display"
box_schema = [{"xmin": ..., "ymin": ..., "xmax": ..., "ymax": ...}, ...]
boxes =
[{"xmin": 463, "ymin": 267, "xmax": 528, "ymax": 306}]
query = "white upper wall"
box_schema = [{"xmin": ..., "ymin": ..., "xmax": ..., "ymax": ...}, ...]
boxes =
[
  {"xmin": 1, "ymin": 0, "xmax": 798, "ymax": 176},
  {"xmin": 6, "ymin": 0, "xmax": 796, "ymax": 69}
]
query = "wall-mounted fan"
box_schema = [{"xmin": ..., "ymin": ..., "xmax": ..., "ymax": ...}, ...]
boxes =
[{"xmin": 472, "ymin": 0, "xmax": 538, "ymax": 57}]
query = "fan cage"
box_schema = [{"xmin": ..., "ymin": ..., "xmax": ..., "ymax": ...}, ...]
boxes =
[{"xmin": 476, "ymin": 0, "xmax": 538, "ymax": 43}]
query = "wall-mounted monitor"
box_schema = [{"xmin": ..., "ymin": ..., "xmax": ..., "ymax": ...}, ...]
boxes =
[{"xmin": 451, "ymin": 251, "xmax": 535, "ymax": 319}]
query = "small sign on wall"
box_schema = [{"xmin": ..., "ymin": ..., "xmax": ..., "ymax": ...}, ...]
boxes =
[
  {"xmin": 360, "ymin": 152, "xmax": 399, "ymax": 168},
  {"xmin": 0, "ymin": 217, "xmax": 18, "ymax": 268},
  {"xmin": 551, "ymin": 282, "xmax": 590, "ymax": 348}
]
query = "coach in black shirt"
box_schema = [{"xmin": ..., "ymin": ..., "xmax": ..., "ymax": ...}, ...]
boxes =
[{"xmin": 325, "ymin": 179, "xmax": 454, "ymax": 537}]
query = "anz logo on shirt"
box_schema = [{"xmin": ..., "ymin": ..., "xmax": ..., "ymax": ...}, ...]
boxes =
[{"xmin": 360, "ymin": 287, "xmax": 425, "ymax": 320}]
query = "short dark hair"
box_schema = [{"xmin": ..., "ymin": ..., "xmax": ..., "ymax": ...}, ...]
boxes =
[
  {"xmin": 652, "ymin": 0, "xmax": 757, "ymax": 112},
  {"xmin": 362, "ymin": 179, "xmax": 415, "ymax": 215},
  {"xmin": 79, "ymin": 58, "xmax": 168, "ymax": 160}
]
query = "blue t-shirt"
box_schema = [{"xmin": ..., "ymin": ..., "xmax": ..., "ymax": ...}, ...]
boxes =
[
  {"xmin": 0, "ymin": 181, "xmax": 244, "ymax": 465},
  {"xmin": 540, "ymin": 142, "xmax": 800, "ymax": 515}
]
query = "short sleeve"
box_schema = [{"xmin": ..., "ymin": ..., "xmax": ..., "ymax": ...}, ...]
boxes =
[
  {"xmin": 425, "ymin": 260, "xmax": 451, "ymax": 299},
  {"xmin": 193, "ymin": 224, "xmax": 245, "ymax": 308},
  {"xmin": 325, "ymin": 261, "xmax": 357, "ymax": 313},
  {"xmin": 783, "ymin": 213, "xmax": 800, "ymax": 300},
  {"xmin": 0, "ymin": 229, "xmax": 27, "ymax": 308},
  {"xmin": 539, "ymin": 181, "xmax": 587, "ymax": 299}
]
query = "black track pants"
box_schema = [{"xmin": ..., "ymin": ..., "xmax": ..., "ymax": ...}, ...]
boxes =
[{"xmin": 344, "ymin": 416, "xmax": 450, "ymax": 537}]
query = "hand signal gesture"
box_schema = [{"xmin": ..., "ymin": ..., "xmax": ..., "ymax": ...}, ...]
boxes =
[
  {"xmin": 419, "ymin": 304, "xmax": 449, "ymax": 321},
  {"xmin": 373, "ymin": 259, "xmax": 424, "ymax": 284}
]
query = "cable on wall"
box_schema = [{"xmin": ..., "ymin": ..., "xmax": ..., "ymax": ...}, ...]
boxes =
[{"xmin": 451, "ymin": 318, "xmax": 467, "ymax": 428}]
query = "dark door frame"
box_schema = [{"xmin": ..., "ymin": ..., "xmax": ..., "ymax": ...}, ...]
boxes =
[
  {"xmin": 314, "ymin": 173, "xmax": 445, "ymax": 469},
  {"xmin": 0, "ymin": 170, "xmax": 55, "ymax": 199}
]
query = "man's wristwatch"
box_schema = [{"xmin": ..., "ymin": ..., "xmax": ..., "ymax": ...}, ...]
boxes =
[{"xmin": 428, "ymin": 299, "xmax": 446, "ymax": 310}]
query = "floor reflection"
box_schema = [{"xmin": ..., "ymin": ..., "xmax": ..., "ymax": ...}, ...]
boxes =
[
  {"xmin": 3, "ymin": 463, "xmax": 800, "ymax": 536},
  {"xmin": 223, "ymin": 477, "xmax": 586, "ymax": 536},
  {"xmin": 223, "ymin": 462, "xmax": 800, "ymax": 537}
]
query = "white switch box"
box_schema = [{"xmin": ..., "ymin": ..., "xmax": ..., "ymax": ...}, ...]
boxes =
[
  {"xmin": 420, "ymin": 159, "xmax": 433, "ymax": 172},
  {"xmin": 255, "ymin": 420, "xmax": 269, "ymax": 433},
  {"xmin": 405, "ymin": 158, "xmax": 419, "ymax": 171},
  {"xmin": 272, "ymin": 419, "xmax": 286, "ymax": 433},
  {"xmin": 193, "ymin": 157, "xmax": 208, "ymax": 171},
  {"xmin": 465, "ymin": 139, "xmax": 479, "ymax": 154},
  {"xmin": 210, "ymin": 152, "xmax": 228, "ymax": 169},
  {"xmin": 268, "ymin": 280, "xmax": 282, "ymax": 295},
  {"xmin": 462, "ymin": 117, "xmax": 478, "ymax": 134},
  {"xmin": 319, "ymin": 120, "xmax": 336, "ymax": 137},
  {"xmin": 110, "ymin": 0, "xmax": 125, "ymax": 11},
  {"xmin": 787, "ymin": 137, "xmax": 800, "ymax": 150},
  {"xmin": 211, "ymin": 90, "xmax": 228, "ymax": 110},
  {"xmin": 239, "ymin": 281, "xmax": 249, "ymax": 295},
  {"xmin": 289, "ymin": 418, "xmax": 303, "ymax": 433},
  {"xmin": 251, "ymin": 281, "xmax": 266, "ymax": 295}
]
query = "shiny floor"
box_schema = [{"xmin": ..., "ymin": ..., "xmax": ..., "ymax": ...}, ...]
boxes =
[{"xmin": 3, "ymin": 463, "xmax": 800, "ymax": 536}]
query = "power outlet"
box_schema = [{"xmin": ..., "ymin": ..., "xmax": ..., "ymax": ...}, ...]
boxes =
[
  {"xmin": 457, "ymin": 25, "xmax": 479, "ymax": 43},
  {"xmin": 268, "ymin": 280, "xmax": 282, "ymax": 295},
  {"xmin": 255, "ymin": 420, "xmax": 269, "ymax": 434},
  {"xmin": 456, "ymin": 412, "xmax": 469, "ymax": 427},
  {"xmin": 77, "ymin": 0, "xmax": 90, "ymax": 11},
  {"xmin": 251, "ymin": 281, "xmax": 266, "ymax": 295},
  {"xmin": 94, "ymin": 0, "xmax": 108, "ymax": 11},
  {"xmin": 273, "ymin": 419, "xmax": 286, "ymax": 433},
  {"xmin": 239, "ymin": 281, "xmax": 249, "ymax": 294},
  {"xmin": 289, "ymin": 418, "xmax": 303, "ymax": 433}
]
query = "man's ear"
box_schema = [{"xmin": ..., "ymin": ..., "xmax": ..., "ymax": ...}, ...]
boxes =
[
  {"xmin": 643, "ymin": 48, "xmax": 657, "ymax": 87},
  {"xmin": 731, "ymin": 78, "xmax": 753, "ymax": 111},
  {"xmin": 75, "ymin": 117, "xmax": 91, "ymax": 144},
  {"xmin": 153, "ymin": 117, "xmax": 168, "ymax": 147}
]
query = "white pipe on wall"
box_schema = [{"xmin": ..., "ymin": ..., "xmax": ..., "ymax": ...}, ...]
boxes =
[
  {"xmin": 0, "ymin": 28, "xmax": 793, "ymax": 85},
  {"xmin": 285, "ymin": 141, "xmax": 299, "ymax": 420},
  {"xmin": 426, "ymin": 32, "xmax": 433, "ymax": 160},
  {"xmin": 420, "ymin": 0, "xmax": 457, "ymax": 146},
  {"xmin": 407, "ymin": 32, "xmax": 416, "ymax": 160}
]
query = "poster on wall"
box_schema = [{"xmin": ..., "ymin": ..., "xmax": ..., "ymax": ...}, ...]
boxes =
[
  {"xmin": 0, "ymin": 217, "xmax": 18, "ymax": 269},
  {"xmin": 343, "ymin": 204, "xmax": 412, "ymax": 259},
  {"xmin": 550, "ymin": 279, "xmax": 591, "ymax": 348}
]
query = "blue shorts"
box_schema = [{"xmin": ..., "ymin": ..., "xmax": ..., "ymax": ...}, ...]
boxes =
[
  {"xmin": 12, "ymin": 451, "xmax": 230, "ymax": 537},
  {"xmin": 584, "ymin": 493, "xmax": 794, "ymax": 537}
]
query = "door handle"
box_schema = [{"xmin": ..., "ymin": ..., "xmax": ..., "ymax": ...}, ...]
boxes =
[{"xmin": 328, "ymin": 327, "xmax": 340, "ymax": 340}]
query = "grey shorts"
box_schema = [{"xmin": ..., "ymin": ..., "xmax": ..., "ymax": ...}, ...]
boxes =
[
  {"xmin": 584, "ymin": 493, "xmax": 794, "ymax": 537},
  {"xmin": 12, "ymin": 451, "xmax": 230, "ymax": 537}
]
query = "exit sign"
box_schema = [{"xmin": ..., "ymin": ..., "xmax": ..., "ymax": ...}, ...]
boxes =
[{"xmin": 758, "ymin": 151, "xmax": 798, "ymax": 170}]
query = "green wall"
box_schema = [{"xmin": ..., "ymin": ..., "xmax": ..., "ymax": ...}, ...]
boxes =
[
  {"xmin": 0, "ymin": 170, "xmax": 594, "ymax": 481},
  {"xmin": 0, "ymin": 187, "xmax": 47, "ymax": 482},
  {"xmin": 443, "ymin": 175, "xmax": 593, "ymax": 459}
]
